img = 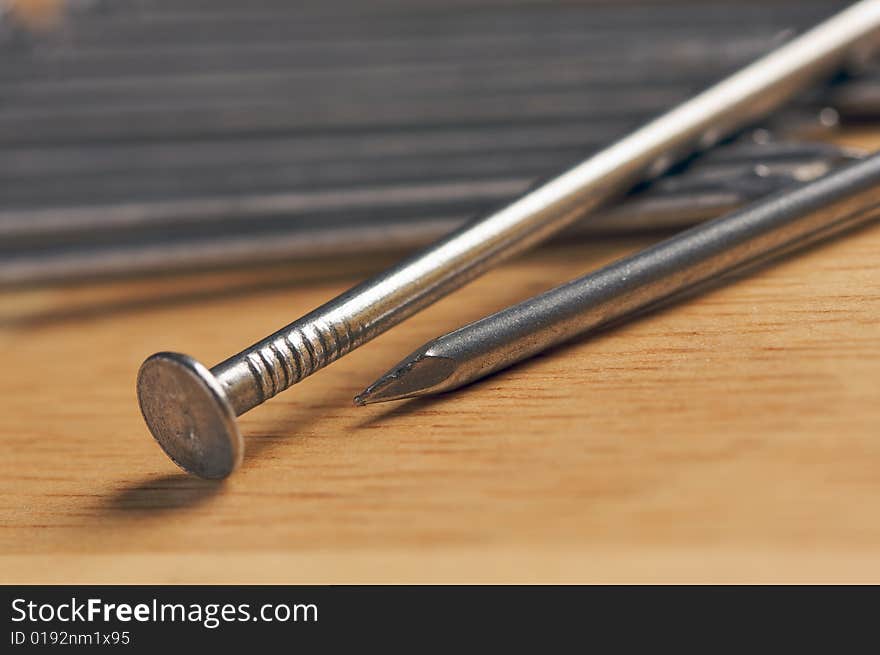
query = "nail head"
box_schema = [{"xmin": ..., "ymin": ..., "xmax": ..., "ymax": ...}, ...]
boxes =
[{"xmin": 137, "ymin": 352, "xmax": 242, "ymax": 479}]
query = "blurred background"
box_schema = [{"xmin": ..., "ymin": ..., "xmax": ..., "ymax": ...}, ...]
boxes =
[{"xmin": 0, "ymin": 0, "xmax": 874, "ymax": 287}]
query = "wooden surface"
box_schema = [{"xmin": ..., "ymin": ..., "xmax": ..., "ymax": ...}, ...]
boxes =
[{"xmin": 1, "ymin": 133, "xmax": 879, "ymax": 583}]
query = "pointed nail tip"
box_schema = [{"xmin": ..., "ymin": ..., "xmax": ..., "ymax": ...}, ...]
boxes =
[
  {"xmin": 353, "ymin": 376, "xmax": 401, "ymax": 406},
  {"xmin": 355, "ymin": 352, "xmax": 456, "ymax": 407},
  {"xmin": 354, "ymin": 395, "xmax": 385, "ymax": 406},
  {"xmin": 352, "ymin": 383, "xmax": 400, "ymax": 406},
  {"xmin": 353, "ymin": 390, "xmax": 390, "ymax": 406}
]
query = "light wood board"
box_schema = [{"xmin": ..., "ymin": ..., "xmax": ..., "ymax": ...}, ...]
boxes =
[{"xmin": 1, "ymin": 135, "xmax": 879, "ymax": 584}]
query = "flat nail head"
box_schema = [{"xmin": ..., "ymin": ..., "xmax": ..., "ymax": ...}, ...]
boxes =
[{"xmin": 137, "ymin": 352, "xmax": 242, "ymax": 480}]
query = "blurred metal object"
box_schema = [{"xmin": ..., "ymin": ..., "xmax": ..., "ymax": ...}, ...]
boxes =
[
  {"xmin": 0, "ymin": 137, "xmax": 855, "ymax": 236},
  {"xmin": 136, "ymin": 1, "xmax": 880, "ymax": 479},
  {"xmin": 0, "ymin": 0, "xmax": 876, "ymax": 275},
  {"xmin": 356, "ymin": 151, "xmax": 880, "ymax": 405},
  {"xmin": 0, "ymin": 140, "xmax": 862, "ymax": 285}
]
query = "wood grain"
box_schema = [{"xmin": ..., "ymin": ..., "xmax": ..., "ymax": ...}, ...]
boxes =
[{"xmin": 1, "ymin": 139, "xmax": 879, "ymax": 583}]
